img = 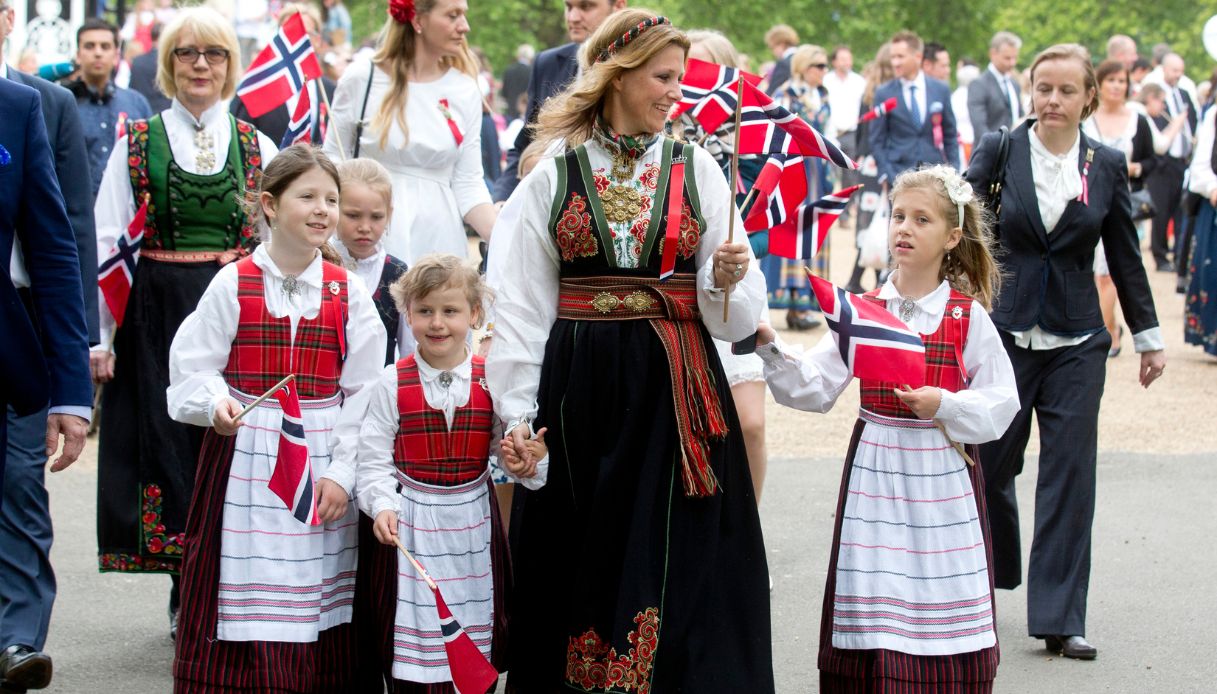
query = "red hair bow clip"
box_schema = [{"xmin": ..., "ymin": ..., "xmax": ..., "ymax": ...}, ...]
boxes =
[{"xmin": 389, "ymin": 0, "xmax": 415, "ymax": 24}]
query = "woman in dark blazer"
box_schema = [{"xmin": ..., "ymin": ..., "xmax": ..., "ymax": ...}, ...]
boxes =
[{"xmin": 966, "ymin": 44, "xmax": 1166, "ymax": 661}]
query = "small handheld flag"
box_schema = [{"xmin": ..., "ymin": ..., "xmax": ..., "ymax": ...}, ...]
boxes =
[
  {"xmin": 280, "ymin": 81, "xmax": 328, "ymax": 148},
  {"xmin": 671, "ymin": 58, "xmax": 763, "ymax": 133},
  {"xmin": 236, "ymin": 13, "xmax": 322, "ymax": 119},
  {"xmin": 268, "ymin": 382, "xmax": 320, "ymax": 526},
  {"xmin": 768, "ymin": 184, "xmax": 862, "ymax": 259},
  {"xmin": 808, "ymin": 271, "xmax": 927, "ymax": 387},
  {"xmin": 98, "ymin": 198, "xmax": 148, "ymax": 328},
  {"xmin": 743, "ymin": 153, "xmax": 807, "ymax": 232},
  {"xmin": 859, "ymin": 97, "xmax": 899, "ymax": 125},
  {"xmin": 736, "ymin": 81, "xmax": 858, "ymax": 170}
]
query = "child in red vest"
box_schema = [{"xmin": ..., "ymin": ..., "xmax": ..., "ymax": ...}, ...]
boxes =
[
  {"xmin": 757, "ymin": 166, "xmax": 1019, "ymax": 693},
  {"xmin": 167, "ymin": 144, "xmax": 387, "ymax": 692},
  {"xmin": 345, "ymin": 253, "xmax": 545, "ymax": 691}
]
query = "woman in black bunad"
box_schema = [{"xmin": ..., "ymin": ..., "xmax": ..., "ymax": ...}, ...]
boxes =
[
  {"xmin": 90, "ymin": 6, "xmax": 277, "ymax": 636},
  {"xmin": 485, "ymin": 9, "xmax": 774, "ymax": 692}
]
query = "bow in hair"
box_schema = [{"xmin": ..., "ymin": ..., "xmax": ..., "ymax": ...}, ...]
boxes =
[{"xmin": 389, "ymin": 0, "xmax": 415, "ymax": 24}]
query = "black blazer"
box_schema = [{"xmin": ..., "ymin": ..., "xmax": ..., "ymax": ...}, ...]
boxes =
[
  {"xmin": 766, "ymin": 54, "xmax": 793, "ymax": 97},
  {"xmin": 493, "ymin": 42, "xmax": 580, "ymax": 202},
  {"xmin": 967, "ymin": 68, "xmax": 1021, "ymax": 140},
  {"xmin": 10, "ymin": 67, "xmax": 99, "ymax": 344},
  {"xmin": 966, "ymin": 122, "xmax": 1159, "ymax": 337},
  {"xmin": 230, "ymin": 77, "xmax": 337, "ymax": 147}
]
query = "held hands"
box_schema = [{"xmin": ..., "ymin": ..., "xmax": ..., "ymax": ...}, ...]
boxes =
[
  {"xmin": 212, "ymin": 398, "xmax": 244, "ymax": 436},
  {"xmin": 315, "ymin": 479, "xmax": 349, "ymax": 523},
  {"xmin": 46, "ymin": 414, "xmax": 89, "ymax": 472},
  {"xmin": 502, "ymin": 425, "xmax": 548, "ymax": 479},
  {"xmin": 373, "ymin": 510, "xmax": 398, "ymax": 545},
  {"xmin": 712, "ymin": 242, "xmax": 750, "ymax": 289},
  {"xmin": 1139, "ymin": 349, "xmax": 1166, "ymax": 388},
  {"xmin": 894, "ymin": 386, "xmax": 943, "ymax": 420},
  {"xmin": 90, "ymin": 349, "xmax": 116, "ymax": 384}
]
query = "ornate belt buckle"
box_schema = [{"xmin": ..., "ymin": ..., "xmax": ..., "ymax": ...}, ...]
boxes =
[
  {"xmin": 591, "ymin": 292, "xmax": 621, "ymax": 314},
  {"xmin": 622, "ymin": 290, "xmax": 655, "ymax": 313}
]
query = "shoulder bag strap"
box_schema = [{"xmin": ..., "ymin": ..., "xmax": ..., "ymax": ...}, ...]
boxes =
[
  {"xmin": 352, "ymin": 61, "xmax": 375, "ymax": 159},
  {"xmin": 988, "ymin": 125, "xmax": 1011, "ymax": 219}
]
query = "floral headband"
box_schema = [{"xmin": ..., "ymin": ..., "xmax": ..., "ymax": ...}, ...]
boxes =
[
  {"xmin": 595, "ymin": 16, "xmax": 671, "ymax": 64},
  {"xmin": 388, "ymin": 0, "xmax": 415, "ymax": 25},
  {"xmin": 923, "ymin": 166, "xmax": 973, "ymax": 228}
]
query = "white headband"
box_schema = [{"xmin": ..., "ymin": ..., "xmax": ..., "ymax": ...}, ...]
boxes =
[{"xmin": 927, "ymin": 167, "xmax": 974, "ymax": 228}]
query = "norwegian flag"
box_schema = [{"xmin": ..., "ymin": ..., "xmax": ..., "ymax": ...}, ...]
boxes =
[
  {"xmin": 769, "ymin": 184, "xmax": 863, "ymax": 258},
  {"xmin": 236, "ymin": 13, "xmax": 321, "ymax": 119},
  {"xmin": 743, "ymin": 154, "xmax": 806, "ymax": 232},
  {"xmin": 97, "ymin": 198, "xmax": 147, "ymax": 328},
  {"xmin": 671, "ymin": 58, "xmax": 762, "ymax": 133},
  {"xmin": 280, "ymin": 81, "xmax": 328, "ymax": 148},
  {"xmin": 859, "ymin": 97, "xmax": 900, "ymax": 125},
  {"xmin": 434, "ymin": 587, "xmax": 498, "ymax": 693},
  {"xmin": 808, "ymin": 271, "xmax": 927, "ymax": 387},
  {"xmin": 736, "ymin": 80, "xmax": 858, "ymax": 170},
  {"xmin": 268, "ymin": 383, "xmax": 320, "ymax": 526}
]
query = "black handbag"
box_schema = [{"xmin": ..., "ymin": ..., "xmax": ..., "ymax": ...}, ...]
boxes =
[
  {"xmin": 1129, "ymin": 187, "xmax": 1156, "ymax": 222},
  {"xmin": 987, "ymin": 126, "xmax": 1012, "ymax": 219}
]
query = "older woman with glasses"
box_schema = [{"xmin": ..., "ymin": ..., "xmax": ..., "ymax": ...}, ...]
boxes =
[{"xmin": 90, "ymin": 6, "xmax": 277, "ymax": 641}]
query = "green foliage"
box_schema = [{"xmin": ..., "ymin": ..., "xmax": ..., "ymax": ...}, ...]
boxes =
[{"xmin": 342, "ymin": 0, "xmax": 1216, "ymax": 82}]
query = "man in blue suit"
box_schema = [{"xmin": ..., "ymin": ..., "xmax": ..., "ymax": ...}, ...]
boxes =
[
  {"xmin": 493, "ymin": 0, "xmax": 626, "ymax": 202},
  {"xmin": 869, "ymin": 30, "xmax": 960, "ymax": 185},
  {"xmin": 0, "ymin": 75, "xmax": 93, "ymax": 694}
]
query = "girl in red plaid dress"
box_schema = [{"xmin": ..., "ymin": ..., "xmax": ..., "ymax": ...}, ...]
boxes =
[
  {"xmin": 167, "ymin": 144, "xmax": 388, "ymax": 693},
  {"xmin": 757, "ymin": 165, "xmax": 1020, "ymax": 693},
  {"xmin": 339, "ymin": 254, "xmax": 544, "ymax": 692}
]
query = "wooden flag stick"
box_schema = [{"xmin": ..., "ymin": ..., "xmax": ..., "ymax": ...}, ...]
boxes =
[
  {"xmin": 935, "ymin": 421, "xmax": 977, "ymax": 467},
  {"xmin": 232, "ymin": 374, "xmax": 295, "ymax": 424},
  {"xmin": 315, "ymin": 78, "xmax": 345, "ymax": 159},
  {"xmin": 722, "ymin": 72, "xmax": 747, "ymax": 324},
  {"xmin": 394, "ymin": 536, "xmax": 439, "ymax": 591}
]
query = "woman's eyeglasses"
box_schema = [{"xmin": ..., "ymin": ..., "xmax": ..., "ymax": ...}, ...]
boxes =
[
  {"xmin": 173, "ymin": 47, "xmax": 230, "ymax": 65},
  {"xmin": 809, "ymin": 63, "xmax": 828, "ymax": 70}
]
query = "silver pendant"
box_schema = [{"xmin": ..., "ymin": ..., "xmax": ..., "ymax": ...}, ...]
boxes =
[
  {"xmin": 899, "ymin": 297, "xmax": 917, "ymax": 323},
  {"xmin": 438, "ymin": 372, "xmax": 453, "ymax": 389},
  {"xmin": 282, "ymin": 274, "xmax": 301, "ymax": 298}
]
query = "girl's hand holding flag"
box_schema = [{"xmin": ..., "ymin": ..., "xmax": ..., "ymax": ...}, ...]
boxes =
[
  {"xmin": 212, "ymin": 398, "xmax": 244, "ymax": 436},
  {"xmin": 373, "ymin": 510, "xmax": 399, "ymax": 545},
  {"xmin": 894, "ymin": 384, "xmax": 942, "ymax": 420}
]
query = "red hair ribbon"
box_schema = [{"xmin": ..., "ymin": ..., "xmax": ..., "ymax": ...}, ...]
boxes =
[{"xmin": 388, "ymin": 0, "xmax": 415, "ymax": 24}]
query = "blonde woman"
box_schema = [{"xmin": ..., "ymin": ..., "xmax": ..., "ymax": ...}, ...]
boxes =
[
  {"xmin": 487, "ymin": 9, "xmax": 774, "ymax": 691},
  {"xmin": 323, "ymin": 0, "xmax": 497, "ymax": 265}
]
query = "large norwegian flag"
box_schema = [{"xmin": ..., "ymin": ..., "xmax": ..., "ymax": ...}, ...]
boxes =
[
  {"xmin": 280, "ymin": 81, "xmax": 328, "ymax": 148},
  {"xmin": 236, "ymin": 13, "xmax": 321, "ymax": 119},
  {"xmin": 671, "ymin": 58, "xmax": 762, "ymax": 133},
  {"xmin": 743, "ymin": 153, "xmax": 806, "ymax": 232},
  {"xmin": 769, "ymin": 184, "xmax": 862, "ymax": 259},
  {"xmin": 736, "ymin": 80, "xmax": 858, "ymax": 170},
  {"xmin": 98, "ymin": 198, "xmax": 147, "ymax": 328},
  {"xmin": 808, "ymin": 271, "xmax": 927, "ymax": 387},
  {"xmin": 268, "ymin": 383, "xmax": 320, "ymax": 526},
  {"xmin": 435, "ymin": 587, "xmax": 498, "ymax": 693}
]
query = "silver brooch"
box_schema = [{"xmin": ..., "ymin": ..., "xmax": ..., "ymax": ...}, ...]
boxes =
[
  {"xmin": 329, "ymin": 280, "xmax": 340, "ymax": 295},
  {"xmin": 438, "ymin": 371, "xmax": 453, "ymax": 389},
  {"xmin": 281, "ymin": 274, "xmax": 300, "ymax": 298},
  {"xmin": 899, "ymin": 297, "xmax": 917, "ymax": 323}
]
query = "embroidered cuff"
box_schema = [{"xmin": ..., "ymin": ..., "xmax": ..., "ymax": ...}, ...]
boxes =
[
  {"xmin": 371, "ymin": 497, "xmax": 398, "ymax": 519},
  {"xmin": 701, "ymin": 262, "xmax": 726, "ymax": 299},
  {"xmin": 507, "ymin": 454, "xmax": 549, "ymax": 491},
  {"xmin": 505, "ymin": 417, "xmax": 535, "ymax": 437},
  {"xmin": 207, "ymin": 393, "xmax": 230, "ymax": 428},
  {"xmin": 319, "ymin": 468, "xmax": 354, "ymax": 499},
  {"xmin": 1132, "ymin": 326, "xmax": 1165, "ymax": 353},
  {"xmin": 934, "ymin": 388, "xmax": 958, "ymax": 422}
]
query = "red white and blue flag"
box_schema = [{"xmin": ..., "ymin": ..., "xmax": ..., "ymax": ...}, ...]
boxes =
[
  {"xmin": 743, "ymin": 153, "xmax": 806, "ymax": 232},
  {"xmin": 736, "ymin": 80, "xmax": 858, "ymax": 170},
  {"xmin": 435, "ymin": 587, "xmax": 499, "ymax": 693},
  {"xmin": 808, "ymin": 271, "xmax": 927, "ymax": 387},
  {"xmin": 280, "ymin": 81, "xmax": 328, "ymax": 148},
  {"xmin": 769, "ymin": 184, "xmax": 862, "ymax": 258},
  {"xmin": 236, "ymin": 13, "xmax": 322, "ymax": 119},
  {"xmin": 671, "ymin": 58, "xmax": 763, "ymax": 133},
  {"xmin": 858, "ymin": 96, "xmax": 899, "ymax": 125},
  {"xmin": 98, "ymin": 198, "xmax": 147, "ymax": 329},
  {"xmin": 269, "ymin": 383, "xmax": 319, "ymax": 526}
]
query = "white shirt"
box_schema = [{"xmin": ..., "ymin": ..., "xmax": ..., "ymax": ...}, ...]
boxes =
[
  {"xmin": 323, "ymin": 60, "xmax": 492, "ymax": 265},
  {"xmin": 901, "ymin": 72, "xmax": 928, "ymax": 124},
  {"xmin": 330, "ymin": 239, "xmax": 415, "ymax": 358},
  {"xmin": 987, "ymin": 64, "xmax": 1021, "ymax": 121},
  {"xmin": 1189, "ymin": 107, "xmax": 1217, "ymax": 198},
  {"xmin": 1163, "ymin": 85, "xmax": 1194, "ymax": 159},
  {"xmin": 823, "ymin": 69, "xmax": 866, "ymax": 134},
  {"xmin": 166, "ymin": 244, "xmax": 386, "ymax": 429},
  {"xmin": 758, "ymin": 279, "xmax": 1020, "ymax": 444},
  {"xmin": 484, "ymin": 139, "xmax": 765, "ymax": 427},
  {"xmin": 92, "ymin": 99, "xmax": 280, "ymax": 349}
]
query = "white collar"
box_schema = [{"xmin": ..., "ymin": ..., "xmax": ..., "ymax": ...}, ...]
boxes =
[
  {"xmin": 415, "ymin": 348, "xmax": 473, "ymax": 383},
  {"xmin": 901, "ymin": 72, "xmax": 926, "ymax": 90},
  {"xmin": 1, "ymin": 64, "xmax": 9, "ymax": 80},
  {"xmin": 1028, "ymin": 124, "xmax": 1081, "ymax": 165},
  {"xmin": 877, "ymin": 277, "xmax": 952, "ymax": 320},
  {"xmin": 252, "ymin": 244, "xmax": 325, "ymax": 287},
  {"xmin": 332, "ymin": 239, "xmax": 386, "ymax": 271},
  {"xmin": 170, "ymin": 98, "xmax": 227, "ymax": 130},
  {"xmin": 987, "ymin": 63, "xmax": 1009, "ymax": 80}
]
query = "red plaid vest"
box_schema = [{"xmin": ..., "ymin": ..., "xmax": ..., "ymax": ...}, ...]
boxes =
[
  {"xmin": 393, "ymin": 355, "xmax": 494, "ymax": 486},
  {"xmin": 858, "ymin": 289, "xmax": 972, "ymax": 418},
  {"xmin": 223, "ymin": 257, "xmax": 348, "ymax": 399}
]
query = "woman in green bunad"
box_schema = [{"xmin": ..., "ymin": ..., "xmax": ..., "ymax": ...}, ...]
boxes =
[
  {"xmin": 487, "ymin": 9, "xmax": 775, "ymax": 692},
  {"xmin": 90, "ymin": 6, "xmax": 277, "ymax": 638}
]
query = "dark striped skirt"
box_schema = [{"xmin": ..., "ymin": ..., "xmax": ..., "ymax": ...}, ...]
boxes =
[
  {"xmin": 818, "ymin": 419, "xmax": 999, "ymax": 694},
  {"xmin": 173, "ymin": 430, "xmax": 358, "ymax": 693}
]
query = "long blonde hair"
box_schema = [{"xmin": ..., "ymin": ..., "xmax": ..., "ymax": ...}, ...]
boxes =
[
  {"xmin": 891, "ymin": 166, "xmax": 1002, "ymax": 310},
  {"xmin": 370, "ymin": 4, "xmax": 479, "ymax": 149},
  {"xmin": 532, "ymin": 9, "xmax": 690, "ymax": 154}
]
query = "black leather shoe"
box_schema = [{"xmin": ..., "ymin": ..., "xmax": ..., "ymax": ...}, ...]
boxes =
[
  {"xmin": 1156, "ymin": 261, "xmax": 1177, "ymax": 273},
  {"xmin": 169, "ymin": 605, "xmax": 180, "ymax": 642},
  {"xmin": 0, "ymin": 645, "xmax": 52, "ymax": 690},
  {"xmin": 1177, "ymin": 276, "xmax": 1189, "ymax": 294},
  {"xmin": 1045, "ymin": 635, "xmax": 1097, "ymax": 660},
  {"xmin": 785, "ymin": 311, "xmax": 822, "ymax": 331}
]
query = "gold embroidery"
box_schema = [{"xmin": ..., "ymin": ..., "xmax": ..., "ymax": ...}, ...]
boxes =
[
  {"xmin": 622, "ymin": 291, "xmax": 656, "ymax": 313},
  {"xmin": 566, "ymin": 607, "xmax": 660, "ymax": 694}
]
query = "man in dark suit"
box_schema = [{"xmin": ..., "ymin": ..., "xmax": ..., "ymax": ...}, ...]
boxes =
[
  {"xmin": 763, "ymin": 24, "xmax": 798, "ymax": 96},
  {"xmin": 127, "ymin": 22, "xmax": 171, "ymax": 113},
  {"xmin": 869, "ymin": 30, "xmax": 960, "ymax": 185},
  {"xmin": 1144, "ymin": 52, "xmax": 1197, "ymax": 272},
  {"xmin": 493, "ymin": 0, "xmax": 627, "ymax": 202},
  {"xmin": 0, "ymin": 76, "xmax": 93, "ymax": 694},
  {"xmin": 500, "ymin": 43, "xmax": 534, "ymax": 121},
  {"xmin": 968, "ymin": 31, "xmax": 1023, "ymax": 141}
]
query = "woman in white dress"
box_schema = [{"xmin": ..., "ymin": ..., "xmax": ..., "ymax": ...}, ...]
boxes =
[{"xmin": 323, "ymin": 0, "xmax": 497, "ymax": 265}]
